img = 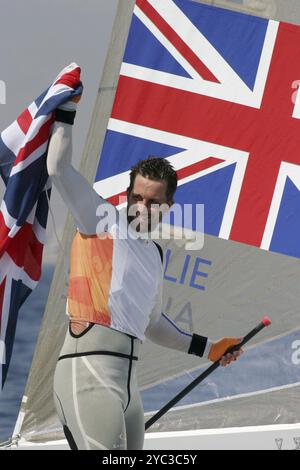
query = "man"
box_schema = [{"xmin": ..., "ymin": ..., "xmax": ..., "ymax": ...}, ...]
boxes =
[{"xmin": 48, "ymin": 93, "xmax": 242, "ymax": 450}]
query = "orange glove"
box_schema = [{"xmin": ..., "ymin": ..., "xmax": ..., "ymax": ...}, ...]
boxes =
[
  {"xmin": 208, "ymin": 337, "xmax": 243, "ymax": 364},
  {"xmin": 70, "ymin": 92, "xmax": 82, "ymax": 104},
  {"xmin": 55, "ymin": 86, "xmax": 83, "ymax": 125},
  {"xmin": 68, "ymin": 85, "xmax": 83, "ymax": 104}
]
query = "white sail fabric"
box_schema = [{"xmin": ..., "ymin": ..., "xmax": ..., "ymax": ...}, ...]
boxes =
[{"xmin": 19, "ymin": 0, "xmax": 300, "ymax": 444}]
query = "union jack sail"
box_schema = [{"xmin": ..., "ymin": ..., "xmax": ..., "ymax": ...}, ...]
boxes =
[{"xmin": 95, "ymin": 0, "xmax": 300, "ymax": 260}]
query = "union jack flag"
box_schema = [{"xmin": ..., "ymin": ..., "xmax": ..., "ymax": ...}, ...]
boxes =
[
  {"xmin": 0, "ymin": 63, "xmax": 82, "ymax": 389},
  {"xmin": 95, "ymin": 0, "xmax": 300, "ymax": 259}
]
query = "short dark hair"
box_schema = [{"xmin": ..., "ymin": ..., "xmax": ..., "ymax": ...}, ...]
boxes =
[{"xmin": 128, "ymin": 156, "xmax": 177, "ymax": 200}]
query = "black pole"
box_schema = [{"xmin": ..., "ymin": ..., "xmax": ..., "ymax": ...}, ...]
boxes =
[{"xmin": 145, "ymin": 316, "xmax": 271, "ymax": 431}]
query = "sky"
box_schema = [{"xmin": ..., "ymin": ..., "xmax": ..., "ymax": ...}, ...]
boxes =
[{"xmin": 0, "ymin": 0, "xmax": 119, "ymax": 262}]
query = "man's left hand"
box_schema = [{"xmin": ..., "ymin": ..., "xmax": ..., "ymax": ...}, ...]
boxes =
[{"xmin": 208, "ymin": 337, "xmax": 243, "ymax": 366}]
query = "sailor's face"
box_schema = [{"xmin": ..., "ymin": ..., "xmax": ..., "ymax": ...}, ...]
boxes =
[{"xmin": 127, "ymin": 174, "xmax": 172, "ymax": 233}]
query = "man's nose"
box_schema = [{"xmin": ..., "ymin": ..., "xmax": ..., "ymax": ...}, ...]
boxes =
[{"xmin": 137, "ymin": 200, "xmax": 150, "ymax": 212}]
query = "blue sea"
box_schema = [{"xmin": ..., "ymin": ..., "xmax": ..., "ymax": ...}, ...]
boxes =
[{"xmin": 0, "ymin": 264, "xmax": 54, "ymax": 442}]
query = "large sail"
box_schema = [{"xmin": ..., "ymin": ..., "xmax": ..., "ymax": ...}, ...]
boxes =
[{"xmin": 17, "ymin": 0, "xmax": 300, "ymax": 445}]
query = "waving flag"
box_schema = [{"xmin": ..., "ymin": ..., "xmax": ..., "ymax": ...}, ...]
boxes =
[
  {"xmin": 95, "ymin": 0, "xmax": 300, "ymax": 260},
  {"xmin": 0, "ymin": 63, "xmax": 82, "ymax": 389}
]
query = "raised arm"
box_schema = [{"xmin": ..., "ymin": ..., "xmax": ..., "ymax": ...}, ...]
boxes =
[{"xmin": 47, "ymin": 120, "xmax": 112, "ymax": 234}]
